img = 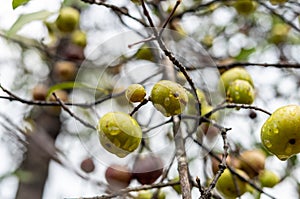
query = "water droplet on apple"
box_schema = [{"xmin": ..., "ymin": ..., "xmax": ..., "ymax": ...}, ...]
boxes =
[
  {"xmin": 264, "ymin": 140, "xmax": 272, "ymax": 148},
  {"xmin": 164, "ymin": 97, "xmax": 170, "ymax": 106}
]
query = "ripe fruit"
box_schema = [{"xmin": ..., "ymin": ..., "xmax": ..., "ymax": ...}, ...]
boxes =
[
  {"xmin": 233, "ymin": 0, "xmax": 257, "ymax": 15},
  {"xmin": 196, "ymin": 122, "xmax": 219, "ymax": 142},
  {"xmin": 53, "ymin": 60, "xmax": 77, "ymax": 81},
  {"xmin": 32, "ymin": 84, "xmax": 48, "ymax": 101},
  {"xmin": 237, "ymin": 150, "xmax": 266, "ymax": 178},
  {"xmin": 170, "ymin": 176, "xmax": 181, "ymax": 194},
  {"xmin": 211, "ymin": 154, "xmax": 239, "ymax": 175},
  {"xmin": 125, "ymin": 84, "xmax": 146, "ymax": 103},
  {"xmin": 261, "ymin": 105, "xmax": 300, "ymax": 160},
  {"xmin": 151, "ymin": 80, "xmax": 188, "ymax": 117},
  {"xmin": 132, "ymin": 154, "xmax": 163, "ymax": 185},
  {"xmin": 226, "ymin": 79, "xmax": 255, "ymax": 104},
  {"xmin": 259, "ymin": 170, "xmax": 280, "ymax": 188},
  {"xmin": 105, "ymin": 164, "xmax": 132, "ymax": 190},
  {"xmin": 216, "ymin": 169, "xmax": 248, "ymax": 198},
  {"xmin": 219, "ymin": 67, "xmax": 253, "ymax": 93},
  {"xmin": 55, "ymin": 7, "xmax": 80, "ymax": 33},
  {"xmin": 80, "ymin": 157, "xmax": 95, "ymax": 173},
  {"xmin": 71, "ymin": 30, "xmax": 87, "ymax": 47},
  {"xmin": 97, "ymin": 112, "xmax": 142, "ymax": 158}
]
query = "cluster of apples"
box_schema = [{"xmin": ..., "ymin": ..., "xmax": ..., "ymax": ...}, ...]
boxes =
[
  {"xmin": 219, "ymin": 67, "xmax": 255, "ymax": 105},
  {"xmin": 211, "ymin": 150, "xmax": 280, "ymax": 198}
]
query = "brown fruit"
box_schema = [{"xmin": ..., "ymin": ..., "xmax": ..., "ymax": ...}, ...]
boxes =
[
  {"xmin": 54, "ymin": 61, "xmax": 77, "ymax": 81},
  {"xmin": 237, "ymin": 150, "xmax": 266, "ymax": 178},
  {"xmin": 132, "ymin": 154, "xmax": 164, "ymax": 185},
  {"xmin": 32, "ymin": 84, "xmax": 48, "ymax": 101},
  {"xmin": 211, "ymin": 154, "xmax": 239, "ymax": 175},
  {"xmin": 80, "ymin": 157, "xmax": 95, "ymax": 173},
  {"xmin": 105, "ymin": 164, "xmax": 132, "ymax": 190}
]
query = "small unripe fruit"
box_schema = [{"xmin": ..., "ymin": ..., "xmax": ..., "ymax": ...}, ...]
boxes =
[
  {"xmin": 259, "ymin": 170, "xmax": 280, "ymax": 188},
  {"xmin": 132, "ymin": 154, "xmax": 163, "ymax": 185},
  {"xmin": 219, "ymin": 67, "xmax": 253, "ymax": 93},
  {"xmin": 32, "ymin": 84, "xmax": 48, "ymax": 101},
  {"xmin": 233, "ymin": 0, "xmax": 257, "ymax": 15},
  {"xmin": 55, "ymin": 7, "xmax": 80, "ymax": 33},
  {"xmin": 136, "ymin": 190, "xmax": 152, "ymax": 199},
  {"xmin": 261, "ymin": 105, "xmax": 300, "ymax": 160},
  {"xmin": 237, "ymin": 150, "xmax": 266, "ymax": 178},
  {"xmin": 151, "ymin": 80, "xmax": 188, "ymax": 117},
  {"xmin": 226, "ymin": 80, "xmax": 255, "ymax": 104},
  {"xmin": 270, "ymin": 23, "xmax": 290, "ymax": 44},
  {"xmin": 216, "ymin": 169, "xmax": 248, "ymax": 198},
  {"xmin": 125, "ymin": 84, "xmax": 146, "ymax": 103},
  {"xmin": 80, "ymin": 157, "xmax": 95, "ymax": 173},
  {"xmin": 98, "ymin": 112, "xmax": 142, "ymax": 158},
  {"xmin": 270, "ymin": 0, "xmax": 287, "ymax": 5},
  {"xmin": 186, "ymin": 89, "xmax": 208, "ymax": 115},
  {"xmin": 135, "ymin": 45, "xmax": 154, "ymax": 62},
  {"xmin": 54, "ymin": 61, "xmax": 77, "ymax": 81},
  {"xmin": 71, "ymin": 30, "xmax": 87, "ymax": 47},
  {"xmin": 105, "ymin": 164, "xmax": 132, "ymax": 190}
]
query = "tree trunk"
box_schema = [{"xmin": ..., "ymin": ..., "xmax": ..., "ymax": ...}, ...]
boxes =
[{"xmin": 15, "ymin": 109, "xmax": 61, "ymax": 199}]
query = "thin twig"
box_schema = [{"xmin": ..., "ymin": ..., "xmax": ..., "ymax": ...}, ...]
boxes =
[
  {"xmin": 80, "ymin": 181, "xmax": 180, "ymax": 199},
  {"xmin": 81, "ymin": 0, "xmax": 148, "ymax": 27},
  {"xmin": 172, "ymin": 116, "xmax": 192, "ymax": 199},
  {"xmin": 129, "ymin": 98, "xmax": 149, "ymax": 116},
  {"xmin": 52, "ymin": 93, "xmax": 97, "ymax": 130}
]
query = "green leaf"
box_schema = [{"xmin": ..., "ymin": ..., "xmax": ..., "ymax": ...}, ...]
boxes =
[
  {"xmin": 7, "ymin": 10, "xmax": 53, "ymax": 37},
  {"xmin": 46, "ymin": 82, "xmax": 108, "ymax": 99},
  {"xmin": 12, "ymin": 0, "xmax": 30, "ymax": 9},
  {"xmin": 234, "ymin": 48, "xmax": 255, "ymax": 61}
]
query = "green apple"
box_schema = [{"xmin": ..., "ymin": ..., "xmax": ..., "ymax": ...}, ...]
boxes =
[
  {"xmin": 135, "ymin": 44, "xmax": 154, "ymax": 62},
  {"xmin": 151, "ymin": 80, "xmax": 188, "ymax": 117},
  {"xmin": 259, "ymin": 170, "xmax": 280, "ymax": 188},
  {"xmin": 226, "ymin": 79, "xmax": 255, "ymax": 104},
  {"xmin": 237, "ymin": 150, "xmax": 266, "ymax": 178},
  {"xmin": 216, "ymin": 169, "xmax": 248, "ymax": 198},
  {"xmin": 125, "ymin": 84, "xmax": 146, "ymax": 103},
  {"xmin": 270, "ymin": 23, "xmax": 290, "ymax": 44},
  {"xmin": 233, "ymin": 0, "xmax": 257, "ymax": 15},
  {"xmin": 261, "ymin": 105, "xmax": 300, "ymax": 160},
  {"xmin": 186, "ymin": 89, "xmax": 208, "ymax": 115},
  {"xmin": 71, "ymin": 30, "xmax": 87, "ymax": 47},
  {"xmin": 270, "ymin": 0, "xmax": 288, "ymax": 5},
  {"xmin": 219, "ymin": 67, "xmax": 253, "ymax": 93},
  {"xmin": 55, "ymin": 7, "xmax": 80, "ymax": 33},
  {"xmin": 97, "ymin": 112, "xmax": 142, "ymax": 158}
]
